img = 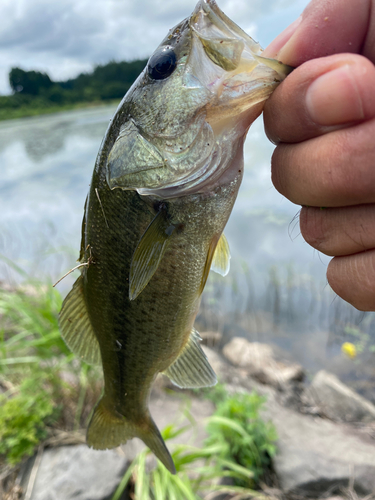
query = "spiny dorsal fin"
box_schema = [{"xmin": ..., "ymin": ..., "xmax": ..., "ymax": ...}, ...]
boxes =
[
  {"xmin": 163, "ymin": 329, "xmax": 217, "ymax": 388},
  {"xmin": 211, "ymin": 233, "xmax": 230, "ymax": 277},
  {"xmin": 58, "ymin": 275, "xmax": 101, "ymax": 365},
  {"xmin": 129, "ymin": 208, "xmax": 175, "ymax": 301}
]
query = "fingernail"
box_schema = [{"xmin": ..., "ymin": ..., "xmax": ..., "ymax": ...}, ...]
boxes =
[
  {"xmin": 306, "ymin": 64, "xmax": 365, "ymax": 126},
  {"xmin": 263, "ymin": 16, "xmax": 302, "ymax": 59}
]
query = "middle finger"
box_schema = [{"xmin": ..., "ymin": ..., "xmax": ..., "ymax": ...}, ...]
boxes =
[{"xmin": 271, "ymin": 118, "xmax": 375, "ymax": 207}]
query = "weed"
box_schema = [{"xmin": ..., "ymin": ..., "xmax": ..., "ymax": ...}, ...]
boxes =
[
  {"xmin": 0, "ymin": 373, "xmax": 58, "ymax": 465},
  {"xmin": 205, "ymin": 390, "xmax": 277, "ymax": 487},
  {"xmin": 0, "ymin": 280, "xmax": 100, "ymax": 466}
]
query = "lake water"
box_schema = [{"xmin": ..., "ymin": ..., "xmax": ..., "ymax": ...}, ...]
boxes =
[{"xmin": 1, "ymin": 105, "xmax": 374, "ymax": 397}]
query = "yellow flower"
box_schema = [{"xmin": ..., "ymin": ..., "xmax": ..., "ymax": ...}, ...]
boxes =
[{"xmin": 341, "ymin": 342, "xmax": 357, "ymax": 359}]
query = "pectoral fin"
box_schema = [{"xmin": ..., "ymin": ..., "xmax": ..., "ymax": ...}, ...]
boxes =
[
  {"xmin": 211, "ymin": 233, "xmax": 230, "ymax": 277},
  {"xmin": 129, "ymin": 209, "xmax": 176, "ymax": 301},
  {"xmin": 58, "ymin": 275, "xmax": 101, "ymax": 365},
  {"xmin": 199, "ymin": 232, "xmax": 229, "ymax": 295},
  {"xmin": 163, "ymin": 329, "xmax": 217, "ymax": 388}
]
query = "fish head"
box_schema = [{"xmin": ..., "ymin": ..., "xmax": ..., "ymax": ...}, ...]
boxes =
[{"xmin": 107, "ymin": 0, "xmax": 292, "ymax": 197}]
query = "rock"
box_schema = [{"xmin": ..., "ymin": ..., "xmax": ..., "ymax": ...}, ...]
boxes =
[
  {"xmin": 222, "ymin": 338, "xmax": 304, "ymax": 389},
  {"xmin": 29, "ymin": 445, "xmax": 129, "ymax": 500},
  {"xmin": 303, "ymin": 370, "xmax": 375, "ymax": 423},
  {"xmin": 263, "ymin": 398, "xmax": 375, "ymax": 496}
]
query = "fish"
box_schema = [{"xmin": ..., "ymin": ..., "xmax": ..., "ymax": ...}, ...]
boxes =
[{"xmin": 58, "ymin": 0, "xmax": 291, "ymax": 474}]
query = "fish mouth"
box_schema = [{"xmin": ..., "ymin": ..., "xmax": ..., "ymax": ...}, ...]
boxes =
[{"xmin": 189, "ymin": 0, "xmax": 291, "ymax": 122}]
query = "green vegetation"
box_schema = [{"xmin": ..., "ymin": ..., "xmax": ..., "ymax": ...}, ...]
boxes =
[
  {"xmin": 205, "ymin": 390, "xmax": 277, "ymax": 487},
  {"xmin": 0, "ymin": 274, "xmax": 277, "ymax": 498},
  {"xmin": 0, "ymin": 278, "xmax": 101, "ymax": 468},
  {"xmin": 0, "ymin": 60, "xmax": 148, "ymax": 120},
  {"xmin": 0, "ymin": 373, "xmax": 56, "ymax": 465}
]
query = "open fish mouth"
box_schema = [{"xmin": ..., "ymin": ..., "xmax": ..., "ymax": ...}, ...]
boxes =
[{"xmin": 189, "ymin": 0, "xmax": 290, "ymax": 117}]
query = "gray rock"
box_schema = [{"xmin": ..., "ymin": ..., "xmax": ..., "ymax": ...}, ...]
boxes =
[
  {"xmin": 29, "ymin": 445, "xmax": 129, "ymax": 500},
  {"xmin": 263, "ymin": 398, "xmax": 375, "ymax": 496},
  {"xmin": 222, "ymin": 338, "xmax": 304, "ymax": 389},
  {"xmin": 303, "ymin": 370, "xmax": 375, "ymax": 423}
]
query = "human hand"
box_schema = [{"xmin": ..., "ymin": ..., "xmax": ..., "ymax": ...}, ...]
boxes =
[{"xmin": 263, "ymin": 0, "xmax": 375, "ymax": 311}]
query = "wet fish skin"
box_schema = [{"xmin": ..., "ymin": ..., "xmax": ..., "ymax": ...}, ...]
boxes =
[{"xmin": 59, "ymin": 0, "xmax": 291, "ymax": 474}]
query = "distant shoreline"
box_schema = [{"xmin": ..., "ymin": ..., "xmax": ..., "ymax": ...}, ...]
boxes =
[{"xmin": 0, "ymin": 99, "xmax": 121, "ymax": 121}]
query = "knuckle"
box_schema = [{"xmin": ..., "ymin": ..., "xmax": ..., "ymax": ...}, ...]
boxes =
[{"xmin": 300, "ymin": 207, "xmax": 330, "ymax": 253}]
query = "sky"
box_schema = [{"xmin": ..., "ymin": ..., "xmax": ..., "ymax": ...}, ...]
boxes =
[{"xmin": 0, "ymin": 0, "xmax": 310, "ymax": 95}]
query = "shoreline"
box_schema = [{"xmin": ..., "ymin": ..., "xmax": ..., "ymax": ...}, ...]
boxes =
[{"xmin": 0, "ymin": 99, "xmax": 121, "ymax": 122}]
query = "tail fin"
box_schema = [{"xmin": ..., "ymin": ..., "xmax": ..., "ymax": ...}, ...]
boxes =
[
  {"xmin": 138, "ymin": 417, "xmax": 176, "ymax": 474},
  {"xmin": 86, "ymin": 397, "xmax": 176, "ymax": 474}
]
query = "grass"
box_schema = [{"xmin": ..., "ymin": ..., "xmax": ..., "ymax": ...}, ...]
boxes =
[
  {"xmin": 0, "ymin": 278, "xmax": 102, "ymax": 469},
  {"xmin": 0, "ymin": 99, "xmax": 120, "ymax": 121}
]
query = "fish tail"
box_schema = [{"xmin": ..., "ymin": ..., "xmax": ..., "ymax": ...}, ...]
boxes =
[
  {"xmin": 138, "ymin": 416, "xmax": 176, "ymax": 474},
  {"xmin": 86, "ymin": 397, "xmax": 176, "ymax": 474}
]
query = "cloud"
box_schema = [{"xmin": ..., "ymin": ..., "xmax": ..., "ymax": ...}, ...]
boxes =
[{"xmin": 0, "ymin": 0, "xmax": 296, "ymax": 94}]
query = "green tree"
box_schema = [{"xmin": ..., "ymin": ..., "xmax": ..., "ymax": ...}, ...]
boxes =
[{"xmin": 9, "ymin": 67, "xmax": 53, "ymax": 95}]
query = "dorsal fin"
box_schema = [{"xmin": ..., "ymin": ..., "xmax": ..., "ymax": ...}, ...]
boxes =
[
  {"xmin": 163, "ymin": 328, "xmax": 217, "ymax": 388},
  {"xmin": 211, "ymin": 233, "xmax": 230, "ymax": 276},
  {"xmin": 129, "ymin": 208, "xmax": 176, "ymax": 301},
  {"xmin": 58, "ymin": 275, "xmax": 101, "ymax": 365}
]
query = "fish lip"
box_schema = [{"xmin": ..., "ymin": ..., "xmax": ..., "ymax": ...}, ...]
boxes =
[{"xmin": 192, "ymin": 0, "xmax": 259, "ymax": 46}]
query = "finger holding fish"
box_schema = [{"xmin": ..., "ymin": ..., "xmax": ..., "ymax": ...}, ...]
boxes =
[{"xmin": 300, "ymin": 205, "xmax": 375, "ymax": 257}]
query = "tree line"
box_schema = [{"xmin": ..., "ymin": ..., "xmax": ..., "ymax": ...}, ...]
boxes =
[{"xmin": 0, "ymin": 59, "xmax": 148, "ymax": 112}]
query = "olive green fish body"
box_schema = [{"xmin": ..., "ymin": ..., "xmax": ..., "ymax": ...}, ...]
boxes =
[
  {"xmin": 59, "ymin": 0, "xmax": 292, "ymax": 473},
  {"xmin": 85, "ymin": 164, "xmax": 240, "ymax": 394}
]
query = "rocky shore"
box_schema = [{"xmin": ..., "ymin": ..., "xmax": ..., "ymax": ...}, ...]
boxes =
[{"xmin": 12, "ymin": 336, "xmax": 375, "ymax": 500}]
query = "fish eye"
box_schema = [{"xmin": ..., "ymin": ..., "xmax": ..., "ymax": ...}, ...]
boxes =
[{"xmin": 148, "ymin": 46, "xmax": 177, "ymax": 81}]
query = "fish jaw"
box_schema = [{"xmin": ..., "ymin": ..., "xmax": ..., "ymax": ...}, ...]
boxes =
[
  {"xmin": 106, "ymin": 0, "xmax": 292, "ymax": 198},
  {"xmin": 189, "ymin": 0, "xmax": 291, "ymax": 133}
]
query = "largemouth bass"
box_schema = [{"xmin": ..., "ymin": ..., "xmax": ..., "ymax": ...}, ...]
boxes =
[{"xmin": 59, "ymin": 0, "xmax": 291, "ymax": 474}]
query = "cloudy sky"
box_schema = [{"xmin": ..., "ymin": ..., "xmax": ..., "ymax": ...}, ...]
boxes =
[{"xmin": 0, "ymin": 0, "xmax": 309, "ymax": 95}]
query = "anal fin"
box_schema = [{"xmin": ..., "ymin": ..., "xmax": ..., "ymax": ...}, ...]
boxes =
[
  {"xmin": 58, "ymin": 275, "xmax": 101, "ymax": 365},
  {"xmin": 163, "ymin": 329, "xmax": 217, "ymax": 389}
]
